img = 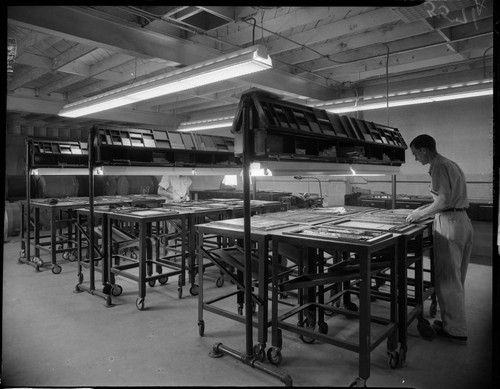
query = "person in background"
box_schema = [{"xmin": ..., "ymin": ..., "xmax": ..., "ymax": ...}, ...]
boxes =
[
  {"xmin": 157, "ymin": 174, "xmax": 193, "ymax": 254},
  {"xmin": 406, "ymin": 134, "xmax": 473, "ymax": 345},
  {"xmin": 157, "ymin": 175, "xmax": 192, "ymax": 202}
]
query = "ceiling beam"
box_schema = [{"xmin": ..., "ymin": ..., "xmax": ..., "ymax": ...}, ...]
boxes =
[
  {"xmin": 8, "ymin": 5, "xmax": 220, "ymax": 66},
  {"xmin": 276, "ymin": 19, "xmax": 434, "ymax": 66},
  {"xmin": 216, "ymin": 7, "xmax": 341, "ymax": 46},
  {"xmin": 264, "ymin": 8, "xmax": 400, "ymax": 55},
  {"xmin": 305, "ymin": 29, "xmax": 492, "ymax": 79}
]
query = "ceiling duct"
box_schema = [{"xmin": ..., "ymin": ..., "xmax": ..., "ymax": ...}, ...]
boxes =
[{"xmin": 163, "ymin": 6, "xmax": 235, "ymax": 31}]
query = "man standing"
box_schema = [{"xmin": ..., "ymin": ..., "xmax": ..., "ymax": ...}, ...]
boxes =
[
  {"xmin": 157, "ymin": 174, "xmax": 193, "ymax": 250},
  {"xmin": 406, "ymin": 134, "xmax": 473, "ymax": 345},
  {"xmin": 157, "ymin": 175, "xmax": 192, "ymax": 202}
]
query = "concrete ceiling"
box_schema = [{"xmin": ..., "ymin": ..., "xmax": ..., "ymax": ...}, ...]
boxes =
[{"xmin": 6, "ymin": 3, "xmax": 494, "ymax": 138}]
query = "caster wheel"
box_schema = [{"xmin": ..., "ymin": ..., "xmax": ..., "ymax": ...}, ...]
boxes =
[
  {"xmin": 267, "ymin": 347, "xmax": 282, "ymax": 365},
  {"xmin": 387, "ymin": 351, "xmax": 399, "ymax": 369},
  {"xmin": 34, "ymin": 257, "xmax": 43, "ymax": 266},
  {"xmin": 52, "ymin": 265, "xmax": 62, "ymax": 274},
  {"xmin": 189, "ymin": 285, "xmax": 199, "ymax": 296},
  {"xmin": 198, "ymin": 320, "xmax": 205, "ymax": 336},
  {"xmin": 324, "ymin": 305, "xmax": 335, "ymax": 316},
  {"xmin": 130, "ymin": 251, "xmax": 138, "ymax": 260},
  {"xmin": 112, "ymin": 285, "xmax": 123, "ymax": 297},
  {"xmin": 62, "ymin": 251, "xmax": 70, "ymax": 260},
  {"xmin": 253, "ymin": 344, "xmax": 265, "ymax": 362},
  {"xmin": 429, "ymin": 301, "xmax": 437, "ymax": 318},
  {"xmin": 19, "ymin": 250, "xmax": 26, "ymax": 258},
  {"xmin": 136, "ymin": 298, "xmax": 145, "ymax": 311},
  {"xmin": 148, "ymin": 280, "xmax": 156, "ymax": 288},
  {"xmin": 299, "ymin": 320, "xmax": 316, "ymax": 344},
  {"xmin": 159, "ymin": 276, "xmax": 168, "ymax": 285},
  {"xmin": 215, "ymin": 276, "xmax": 224, "ymax": 288},
  {"xmin": 102, "ymin": 284, "xmax": 112, "ymax": 295},
  {"xmin": 417, "ymin": 319, "xmax": 436, "ymax": 340},
  {"xmin": 300, "ymin": 333, "xmax": 316, "ymax": 344},
  {"xmin": 345, "ymin": 302, "xmax": 358, "ymax": 313},
  {"xmin": 77, "ymin": 272, "xmax": 84, "ymax": 284},
  {"xmin": 69, "ymin": 250, "xmax": 77, "ymax": 262},
  {"xmin": 178, "ymin": 287, "xmax": 183, "ymax": 299},
  {"xmin": 318, "ymin": 322, "xmax": 328, "ymax": 334}
]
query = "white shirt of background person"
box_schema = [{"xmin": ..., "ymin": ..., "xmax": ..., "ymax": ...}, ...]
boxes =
[{"xmin": 158, "ymin": 175, "xmax": 192, "ymax": 202}]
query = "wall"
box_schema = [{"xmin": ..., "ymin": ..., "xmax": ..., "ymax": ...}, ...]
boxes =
[
  {"xmin": 358, "ymin": 95, "xmax": 494, "ymax": 200},
  {"xmin": 5, "ymin": 135, "xmax": 26, "ymax": 176}
]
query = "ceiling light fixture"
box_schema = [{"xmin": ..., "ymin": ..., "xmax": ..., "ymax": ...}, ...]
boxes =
[
  {"xmin": 317, "ymin": 79, "xmax": 493, "ymax": 114},
  {"xmin": 177, "ymin": 116, "xmax": 235, "ymax": 132},
  {"xmin": 58, "ymin": 45, "xmax": 272, "ymax": 118},
  {"xmin": 31, "ymin": 168, "xmax": 89, "ymax": 176}
]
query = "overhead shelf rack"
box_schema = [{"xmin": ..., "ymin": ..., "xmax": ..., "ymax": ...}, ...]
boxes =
[
  {"xmin": 30, "ymin": 139, "xmax": 89, "ymax": 168},
  {"xmin": 93, "ymin": 126, "xmax": 239, "ymax": 168},
  {"xmin": 232, "ymin": 90, "xmax": 407, "ymax": 171}
]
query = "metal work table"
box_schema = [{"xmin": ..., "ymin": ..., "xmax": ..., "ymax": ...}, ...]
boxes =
[
  {"xmin": 18, "ymin": 195, "xmax": 160, "ymax": 274},
  {"xmin": 162, "ymin": 202, "xmax": 229, "ymax": 295},
  {"xmin": 267, "ymin": 227, "xmax": 401, "ymax": 387},
  {"xmin": 195, "ymin": 218, "xmax": 298, "ymax": 360},
  {"xmin": 364, "ymin": 209, "xmax": 437, "ymax": 318},
  {"xmin": 92, "ymin": 206, "xmax": 191, "ymax": 310},
  {"xmin": 320, "ymin": 216, "xmax": 432, "ymax": 363}
]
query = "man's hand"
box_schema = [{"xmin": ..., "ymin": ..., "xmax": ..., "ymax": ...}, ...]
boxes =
[{"xmin": 406, "ymin": 210, "xmax": 421, "ymax": 223}]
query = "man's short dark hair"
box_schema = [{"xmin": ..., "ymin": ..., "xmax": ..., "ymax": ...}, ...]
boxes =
[{"xmin": 410, "ymin": 134, "xmax": 436, "ymax": 152}]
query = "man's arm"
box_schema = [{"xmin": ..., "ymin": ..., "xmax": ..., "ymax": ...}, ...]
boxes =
[
  {"xmin": 157, "ymin": 175, "xmax": 170, "ymax": 196},
  {"xmin": 406, "ymin": 187, "xmax": 449, "ymax": 222},
  {"xmin": 158, "ymin": 185, "xmax": 168, "ymax": 196}
]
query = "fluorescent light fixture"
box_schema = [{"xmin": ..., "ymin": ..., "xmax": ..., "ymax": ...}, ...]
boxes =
[
  {"xmin": 317, "ymin": 79, "xmax": 493, "ymax": 114},
  {"xmin": 30, "ymin": 168, "xmax": 89, "ymax": 176},
  {"xmin": 58, "ymin": 46, "xmax": 272, "ymax": 118},
  {"xmin": 328, "ymin": 166, "xmax": 386, "ymax": 177},
  {"xmin": 178, "ymin": 116, "xmax": 235, "ymax": 132},
  {"xmin": 258, "ymin": 161, "xmax": 400, "ymax": 176},
  {"xmin": 93, "ymin": 166, "xmax": 241, "ymax": 176}
]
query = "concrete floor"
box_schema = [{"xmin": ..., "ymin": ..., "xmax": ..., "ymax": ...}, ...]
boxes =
[{"xmin": 1, "ymin": 225, "xmax": 494, "ymax": 388}]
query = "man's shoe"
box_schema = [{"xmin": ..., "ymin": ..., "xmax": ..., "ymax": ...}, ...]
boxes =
[{"xmin": 433, "ymin": 326, "xmax": 467, "ymax": 345}]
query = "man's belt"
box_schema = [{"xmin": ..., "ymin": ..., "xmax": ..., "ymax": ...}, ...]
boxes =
[{"xmin": 442, "ymin": 208, "xmax": 467, "ymax": 212}]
